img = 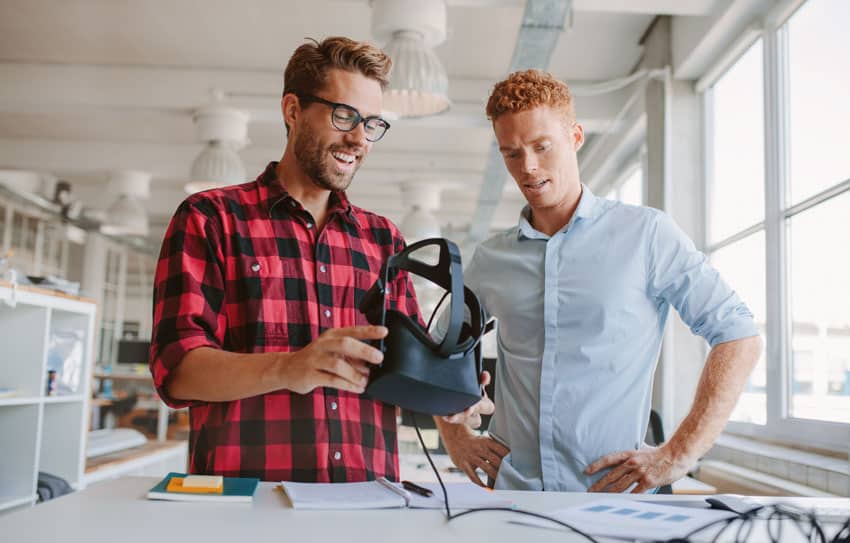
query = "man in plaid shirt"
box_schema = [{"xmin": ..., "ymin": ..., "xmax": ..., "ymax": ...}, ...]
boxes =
[{"xmin": 150, "ymin": 37, "xmax": 490, "ymax": 483}]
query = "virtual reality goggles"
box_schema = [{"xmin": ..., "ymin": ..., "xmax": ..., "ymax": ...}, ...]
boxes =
[{"xmin": 358, "ymin": 238, "xmax": 492, "ymax": 416}]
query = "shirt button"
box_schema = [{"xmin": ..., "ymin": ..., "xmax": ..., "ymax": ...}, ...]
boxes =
[
  {"xmin": 330, "ymin": 401, "xmax": 338, "ymax": 411},
  {"xmin": 306, "ymin": 222, "xmax": 313, "ymax": 229},
  {"xmin": 319, "ymin": 265, "xmax": 327, "ymax": 273},
  {"xmin": 251, "ymin": 263, "xmax": 260, "ymax": 272},
  {"xmin": 333, "ymin": 451, "xmax": 342, "ymax": 461},
  {"xmin": 289, "ymin": 200, "xmax": 297, "ymax": 207},
  {"xmin": 324, "ymin": 309, "xmax": 331, "ymax": 318}
]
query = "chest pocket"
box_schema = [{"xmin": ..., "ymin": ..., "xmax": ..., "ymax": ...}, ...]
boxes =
[{"xmin": 225, "ymin": 256, "xmax": 292, "ymax": 352}]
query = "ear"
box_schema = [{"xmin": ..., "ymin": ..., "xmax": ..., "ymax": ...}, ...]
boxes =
[
  {"xmin": 571, "ymin": 122, "xmax": 585, "ymax": 152},
  {"xmin": 281, "ymin": 93, "xmax": 300, "ymax": 132}
]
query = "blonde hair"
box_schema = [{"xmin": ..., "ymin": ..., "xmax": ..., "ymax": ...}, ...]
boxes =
[
  {"xmin": 283, "ymin": 36, "xmax": 392, "ymax": 97},
  {"xmin": 486, "ymin": 69, "xmax": 575, "ymax": 122}
]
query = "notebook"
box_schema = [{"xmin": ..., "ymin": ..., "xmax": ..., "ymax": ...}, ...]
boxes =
[
  {"xmin": 280, "ymin": 477, "xmax": 513, "ymax": 510},
  {"xmin": 147, "ymin": 472, "xmax": 260, "ymax": 503}
]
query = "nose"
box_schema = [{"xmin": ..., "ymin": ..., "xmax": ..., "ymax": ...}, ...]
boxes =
[
  {"xmin": 521, "ymin": 153, "xmax": 538, "ymax": 175},
  {"xmin": 343, "ymin": 121, "xmax": 369, "ymax": 147}
]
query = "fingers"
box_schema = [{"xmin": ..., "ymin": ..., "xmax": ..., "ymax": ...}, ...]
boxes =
[
  {"xmin": 479, "ymin": 370, "xmax": 491, "ymax": 387},
  {"xmin": 605, "ymin": 472, "xmax": 642, "ymax": 493},
  {"xmin": 479, "ymin": 449, "xmax": 504, "ymax": 470},
  {"xmin": 465, "ymin": 413, "xmax": 482, "ymax": 430},
  {"xmin": 317, "ymin": 369, "xmax": 368, "ymax": 394},
  {"xmin": 630, "ymin": 481, "xmax": 652, "ymax": 494},
  {"xmin": 585, "ymin": 450, "xmax": 631, "ymax": 475},
  {"xmin": 461, "ymin": 463, "xmax": 486, "ymax": 487},
  {"xmin": 478, "ymin": 458, "xmax": 499, "ymax": 481},
  {"xmin": 588, "ymin": 462, "xmax": 631, "ymax": 492},
  {"xmin": 486, "ymin": 438, "xmax": 510, "ymax": 458},
  {"xmin": 326, "ymin": 325, "xmax": 388, "ymax": 340},
  {"xmin": 347, "ymin": 359, "xmax": 372, "ymax": 377},
  {"xmin": 474, "ymin": 396, "xmax": 495, "ymax": 417},
  {"xmin": 317, "ymin": 356, "xmax": 369, "ymax": 392},
  {"xmin": 325, "ymin": 335, "xmax": 384, "ymax": 365},
  {"xmin": 442, "ymin": 396, "xmax": 495, "ymax": 425}
]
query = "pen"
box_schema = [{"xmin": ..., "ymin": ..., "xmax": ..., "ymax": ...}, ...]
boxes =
[{"xmin": 401, "ymin": 480, "xmax": 433, "ymax": 497}]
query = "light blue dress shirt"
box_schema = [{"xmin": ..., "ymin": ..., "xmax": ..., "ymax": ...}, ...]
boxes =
[{"xmin": 462, "ymin": 186, "xmax": 758, "ymax": 491}]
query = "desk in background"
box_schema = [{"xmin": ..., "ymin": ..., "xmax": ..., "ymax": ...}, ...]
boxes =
[{"xmin": 92, "ymin": 369, "xmax": 182, "ymax": 442}]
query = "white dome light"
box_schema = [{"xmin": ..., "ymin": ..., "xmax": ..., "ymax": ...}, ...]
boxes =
[
  {"xmin": 186, "ymin": 141, "xmax": 246, "ymax": 194},
  {"xmin": 100, "ymin": 170, "xmax": 151, "ymax": 238},
  {"xmin": 372, "ymin": 0, "xmax": 450, "ymax": 118},
  {"xmin": 399, "ymin": 183, "xmax": 442, "ymax": 241},
  {"xmin": 185, "ymin": 100, "xmax": 249, "ymax": 194}
]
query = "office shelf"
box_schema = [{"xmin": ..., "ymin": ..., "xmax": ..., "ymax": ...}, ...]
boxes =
[{"xmin": 0, "ymin": 282, "xmax": 96, "ymax": 508}]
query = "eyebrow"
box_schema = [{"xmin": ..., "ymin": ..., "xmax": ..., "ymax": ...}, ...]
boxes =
[{"xmin": 499, "ymin": 136, "xmax": 551, "ymax": 152}]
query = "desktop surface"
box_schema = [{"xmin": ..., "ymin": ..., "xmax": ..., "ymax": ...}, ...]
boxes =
[{"xmin": 1, "ymin": 476, "xmax": 846, "ymax": 543}]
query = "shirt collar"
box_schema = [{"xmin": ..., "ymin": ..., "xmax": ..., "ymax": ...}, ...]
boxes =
[
  {"xmin": 517, "ymin": 184, "xmax": 600, "ymax": 240},
  {"xmin": 258, "ymin": 161, "xmax": 360, "ymax": 227}
]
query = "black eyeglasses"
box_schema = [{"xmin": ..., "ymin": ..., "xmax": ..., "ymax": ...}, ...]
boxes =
[{"xmin": 296, "ymin": 94, "xmax": 391, "ymax": 142}]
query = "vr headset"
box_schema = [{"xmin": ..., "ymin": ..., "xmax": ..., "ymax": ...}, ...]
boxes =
[{"xmin": 358, "ymin": 238, "xmax": 491, "ymax": 416}]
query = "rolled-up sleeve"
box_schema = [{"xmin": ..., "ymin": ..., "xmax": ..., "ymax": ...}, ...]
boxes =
[
  {"xmin": 149, "ymin": 200, "xmax": 226, "ymax": 408},
  {"xmin": 647, "ymin": 211, "xmax": 759, "ymax": 347}
]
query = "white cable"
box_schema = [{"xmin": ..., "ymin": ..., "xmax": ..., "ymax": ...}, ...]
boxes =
[{"xmin": 579, "ymin": 67, "xmax": 669, "ymax": 170}]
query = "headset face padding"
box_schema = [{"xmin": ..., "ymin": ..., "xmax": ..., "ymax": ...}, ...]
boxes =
[{"xmin": 358, "ymin": 238, "xmax": 490, "ymax": 416}]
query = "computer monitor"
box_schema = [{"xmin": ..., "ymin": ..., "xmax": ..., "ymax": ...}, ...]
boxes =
[{"xmin": 116, "ymin": 339, "xmax": 151, "ymax": 365}]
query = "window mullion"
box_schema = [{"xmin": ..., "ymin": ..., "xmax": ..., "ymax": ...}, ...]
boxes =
[
  {"xmin": 702, "ymin": 88, "xmax": 714, "ymax": 253},
  {"xmin": 763, "ymin": 19, "xmax": 791, "ymax": 435}
]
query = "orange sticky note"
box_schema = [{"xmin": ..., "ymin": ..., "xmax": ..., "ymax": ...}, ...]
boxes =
[{"xmin": 166, "ymin": 476, "xmax": 224, "ymax": 494}]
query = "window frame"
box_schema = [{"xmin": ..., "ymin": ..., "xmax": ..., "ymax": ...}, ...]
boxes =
[
  {"xmin": 702, "ymin": 0, "xmax": 850, "ymax": 452},
  {"xmin": 602, "ymin": 150, "xmax": 646, "ymax": 205}
]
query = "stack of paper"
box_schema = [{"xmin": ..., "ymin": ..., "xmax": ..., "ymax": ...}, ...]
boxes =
[
  {"xmin": 512, "ymin": 499, "xmax": 737, "ymax": 540},
  {"xmin": 281, "ymin": 478, "xmax": 513, "ymax": 510}
]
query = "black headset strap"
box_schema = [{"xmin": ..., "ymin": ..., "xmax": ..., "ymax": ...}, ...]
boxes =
[{"xmin": 381, "ymin": 238, "xmax": 465, "ymax": 357}]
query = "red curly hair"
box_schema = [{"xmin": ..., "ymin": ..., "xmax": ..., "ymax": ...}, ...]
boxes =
[{"xmin": 486, "ymin": 69, "xmax": 575, "ymax": 123}]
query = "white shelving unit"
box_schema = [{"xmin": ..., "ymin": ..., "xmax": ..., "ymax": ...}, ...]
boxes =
[{"xmin": 0, "ymin": 280, "xmax": 96, "ymax": 512}]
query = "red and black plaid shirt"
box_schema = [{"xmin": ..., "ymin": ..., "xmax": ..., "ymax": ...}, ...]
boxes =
[{"xmin": 150, "ymin": 162, "xmax": 421, "ymax": 482}]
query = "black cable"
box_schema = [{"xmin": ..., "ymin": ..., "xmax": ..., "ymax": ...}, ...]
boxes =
[
  {"xmin": 414, "ymin": 271, "xmax": 850, "ymax": 542},
  {"xmin": 409, "ymin": 412, "xmax": 600, "ymax": 543},
  {"xmin": 666, "ymin": 502, "xmax": 850, "ymax": 543},
  {"xmin": 412, "ymin": 412, "xmax": 850, "ymax": 543},
  {"xmin": 411, "ymin": 412, "xmax": 451, "ymax": 519}
]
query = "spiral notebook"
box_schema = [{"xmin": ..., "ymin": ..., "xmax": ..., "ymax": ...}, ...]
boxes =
[{"xmin": 280, "ymin": 478, "xmax": 512, "ymax": 510}]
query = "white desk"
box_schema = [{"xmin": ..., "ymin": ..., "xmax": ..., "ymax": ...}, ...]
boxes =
[{"xmin": 1, "ymin": 476, "xmax": 846, "ymax": 543}]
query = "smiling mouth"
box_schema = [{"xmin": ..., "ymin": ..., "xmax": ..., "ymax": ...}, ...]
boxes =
[
  {"xmin": 523, "ymin": 179, "xmax": 549, "ymax": 189},
  {"xmin": 331, "ymin": 150, "xmax": 357, "ymax": 166}
]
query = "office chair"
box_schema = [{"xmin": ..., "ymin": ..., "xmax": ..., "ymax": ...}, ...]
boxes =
[{"xmin": 646, "ymin": 409, "xmax": 674, "ymax": 494}]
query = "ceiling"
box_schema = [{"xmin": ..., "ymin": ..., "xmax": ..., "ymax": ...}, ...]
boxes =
[{"xmin": 0, "ymin": 0, "xmax": 728, "ymax": 245}]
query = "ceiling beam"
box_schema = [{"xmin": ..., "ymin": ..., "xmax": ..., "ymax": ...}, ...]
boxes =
[
  {"xmin": 0, "ymin": 138, "xmax": 488, "ymax": 178},
  {"xmin": 466, "ymin": 0, "xmax": 573, "ymax": 247},
  {"xmin": 0, "ymin": 62, "xmax": 627, "ymax": 138}
]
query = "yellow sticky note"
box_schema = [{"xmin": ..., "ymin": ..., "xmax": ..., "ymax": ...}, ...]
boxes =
[{"xmin": 166, "ymin": 476, "xmax": 224, "ymax": 494}]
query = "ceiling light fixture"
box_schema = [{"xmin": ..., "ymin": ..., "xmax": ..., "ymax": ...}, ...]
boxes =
[
  {"xmin": 372, "ymin": 0, "xmax": 450, "ymax": 118},
  {"xmin": 399, "ymin": 183, "xmax": 442, "ymax": 241},
  {"xmin": 185, "ymin": 93, "xmax": 249, "ymax": 194},
  {"xmin": 101, "ymin": 170, "xmax": 151, "ymax": 238}
]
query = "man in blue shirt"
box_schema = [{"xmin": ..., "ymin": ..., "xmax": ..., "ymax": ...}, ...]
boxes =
[{"xmin": 436, "ymin": 69, "xmax": 762, "ymax": 492}]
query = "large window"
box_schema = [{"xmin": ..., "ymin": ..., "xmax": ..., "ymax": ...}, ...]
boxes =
[
  {"xmin": 705, "ymin": 39, "xmax": 767, "ymax": 425},
  {"xmin": 602, "ymin": 162, "xmax": 644, "ymax": 205},
  {"xmin": 708, "ymin": 40, "xmax": 764, "ymax": 244},
  {"xmin": 787, "ymin": 0, "xmax": 850, "ymax": 204},
  {"xmin": 710, "ymin": 231, "xmax": 767, "ymax": 424},
  {"xmin": 704, "ymin": 0, "xmax": 850, "ymax": 450}
]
